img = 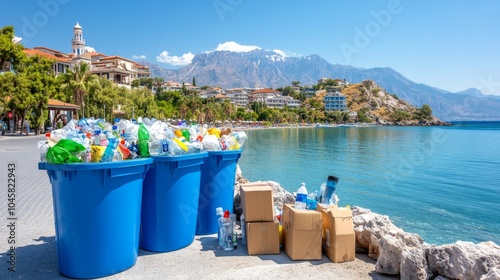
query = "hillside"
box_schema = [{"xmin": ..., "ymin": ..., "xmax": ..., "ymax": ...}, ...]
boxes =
[
  {"xmin": 141, "ymin": 49, "xmax": 500, "ymax": 121},
  {"xmin": 336, "ymin": 80, "xmax": 448, "ymax": 125}
]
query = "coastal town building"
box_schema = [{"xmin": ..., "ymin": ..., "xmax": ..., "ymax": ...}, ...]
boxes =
[
  {"xmin": 70, "ymin": 22, "xmax": 150, "ymax": 88},
  {"xmin": 225, "ymin": 88, "xmax": 250, "ymax": 107},
  {"xmin": 23, "ymin": 47, "xmax": 71, "ymax": 75},
  {"xmin": 250, "ymin": 89, "xmax": 301, "ymax": 109},
  {"xmin": 324, "ymin": 89, "xmax": 347, "ymax": 111}
]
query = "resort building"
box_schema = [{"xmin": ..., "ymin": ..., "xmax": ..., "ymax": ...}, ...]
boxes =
[
  {"xmin": 249, "ymin": 89, "xmax": 301, "ymax": 109},
  {"xmin": 324, "ymin": 89, "xmax": 347, "ymax": 111},
  {"xmin": 225, "ymin": 88, "xmax": 250, "ymax": 107}
]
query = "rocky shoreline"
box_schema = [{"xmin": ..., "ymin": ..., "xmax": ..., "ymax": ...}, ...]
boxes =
[{"xmin": 233, "ymin": 168, "xmax": 500, "ymax": 280}]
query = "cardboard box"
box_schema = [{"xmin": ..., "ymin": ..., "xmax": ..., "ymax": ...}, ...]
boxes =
[
  {"xmin": 282, "ymin": 204, "xmax": 322, "ymax": 260},
  {"xmin": 246, "ymin": 221, "xmax": 280, "ymax": 255},
  {"xmin": 240, "ymin": 184, "xmax": 274, "ymax": 222},
  {"xmin": 316, "ymin": 205, "xmax": 355, "ymax": 263}
]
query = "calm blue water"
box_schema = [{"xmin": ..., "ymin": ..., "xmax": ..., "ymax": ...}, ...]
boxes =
[{"xmin": 238, "ymin": 122, "xmax": 500, "ymax": 245}]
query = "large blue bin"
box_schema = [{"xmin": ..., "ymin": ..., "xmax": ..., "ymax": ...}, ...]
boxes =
[
  {"xmin": 140, "ymin": 152, "xmax": 208, "ymax": 252},
  {"xmin": 38, "ymin": 158, "xmax": 152, "ymax": 279},
  {"xmin": 196, "ymin": 150, "xmax": 242, "ymax": 235}
]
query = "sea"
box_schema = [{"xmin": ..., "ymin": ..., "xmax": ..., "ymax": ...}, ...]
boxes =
[{"xmin": 237, "ymin": 122, "xmax": 500, "ymax": 245}]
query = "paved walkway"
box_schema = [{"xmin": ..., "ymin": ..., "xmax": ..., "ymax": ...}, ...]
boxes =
[{"xmin": 0, "ymin": 135, "xmax": 395, "ymax": 280}]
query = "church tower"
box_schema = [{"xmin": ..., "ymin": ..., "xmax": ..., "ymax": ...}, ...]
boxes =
[{"xmin": 72, "ymin": 22, "xmax": 85, "ymax": 56}]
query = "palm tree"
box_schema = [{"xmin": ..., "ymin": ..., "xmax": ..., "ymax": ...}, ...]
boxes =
[
  {"xmin": 221, "ymin": 100, "xmax": 235, "ymax": 120},
  {"xmin": 60, "ymin": 62, "xmax": 97, "ymax": 118}
]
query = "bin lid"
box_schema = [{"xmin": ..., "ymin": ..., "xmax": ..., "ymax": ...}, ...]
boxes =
[{"xmin": 38, "ymin": 158, "xmax": 153, "ymax": 171}]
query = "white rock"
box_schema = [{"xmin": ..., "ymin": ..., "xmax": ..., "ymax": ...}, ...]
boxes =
[
  {"xmin": 352, "ymin": 212, "xmax": 404, "ymax": 259},
  {"xmin": 400, "ymin": 247, "xmax": 431, "ymax": 280},
  {"xmin": 480, "ymin": 265, "xmax": 500, "ymax": 280},
  {"xmin": 375, "ymin": 231, "xmax": 425, "ymax": 275},
  {"xmin": 428, "ymin": 241, "xmax": 500, "ymax": 280}
]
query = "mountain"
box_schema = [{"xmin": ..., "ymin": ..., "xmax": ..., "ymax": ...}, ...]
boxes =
[{"xmin": 142, "ymin": 50, "xmax": 500, "ymax": 121}]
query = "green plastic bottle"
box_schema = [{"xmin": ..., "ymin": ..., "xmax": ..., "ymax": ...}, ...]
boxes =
[{"xmin": 137, "ymin": 117, "xmax": 150, "ymax": 157}]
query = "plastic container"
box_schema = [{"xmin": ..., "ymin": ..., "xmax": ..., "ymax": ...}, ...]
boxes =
[
  {"xmin": 140, "ymin": 152, "xmax": 208, "ymax": 252},
  {"xmin": 322, "ymin": 176, "xmax": 338, "ymax": 204},
  {"xmin": 195, "ymin": 150, "xmax": 242, "ymax": 235},
  {"xmin": 295, "ymin": 182, "xmax": 308, "ymax": 210},
  {"xmin": 38, "ymin": 158, "xmax": 152, "ymax": 279}
]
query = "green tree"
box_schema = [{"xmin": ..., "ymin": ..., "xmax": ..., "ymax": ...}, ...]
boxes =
[
  {"xmin": 192, "ymin": 76, "xmax": 196, "ymax": 86},
  {"xmin": 291, "ymin": 80, "xmax": 300, "ymax": 87},
  {"xmin": 60, "ymin": 62, "xmax": 97, "ymax": 118},
  {"xmin": 9, "ymin": 55, "xmax": 57, "ymax": 134},
  {"xmin": 419, "ymin": 104, "xmax": 433, "ymax": 120},
  {"xmin": 0, "ymin": 26, "xmax": 24, "ymax": 72}
]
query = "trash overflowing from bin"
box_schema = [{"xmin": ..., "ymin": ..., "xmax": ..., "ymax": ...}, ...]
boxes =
[{"xmin": 38, "ymin": 117, "xmax": 248, "ymax": 164}]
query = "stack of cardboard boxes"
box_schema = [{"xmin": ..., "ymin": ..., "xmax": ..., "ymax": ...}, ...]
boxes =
[
  {"xmin": 240, "ymin": 184, "xmax": 280, "ymax": 255},
  {"xmin": 239, "ymin": 183, "xmax": 355, "ymax": 263}
]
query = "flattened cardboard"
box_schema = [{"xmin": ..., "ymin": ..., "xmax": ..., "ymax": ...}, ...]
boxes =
[
  {"xmin": 282, "ymin": 204, "xmax": 322, "ymax": 260},
  {"xmin": 240, "ymin": 184, "xmax": 274, "ymax": 222},
  {"xmin": 246, "ymin": 221, "xmax": 280, "ymax": 255},
  {"xmin": 316, "ymin": 205, "xmax": 355, "ymax": 263}
]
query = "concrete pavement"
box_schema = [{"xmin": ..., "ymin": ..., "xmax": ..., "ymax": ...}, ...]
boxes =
[{"xmin": 0, "ymin": 135, "xmax": 395, "ymax": 280}]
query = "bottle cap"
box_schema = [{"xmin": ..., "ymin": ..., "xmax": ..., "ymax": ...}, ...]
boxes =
[
  {"xmin": 224, "ymin": 210, "xmax": 230, "ymax": 218},
  {"xmin": 138, "ymin": 117, "xmax": 143, "ymax": 123},
  {"xmin": 216, "ymin": 207, "xmax": 223, "ymax": 215}
]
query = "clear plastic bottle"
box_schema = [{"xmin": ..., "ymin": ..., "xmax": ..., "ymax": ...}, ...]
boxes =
[
  {"xmin": 137, "ymin": 117, "xmax": 150, "ymax": 157},
  {"xmin": 230, "ymin": 213, "xmax": 237, "ymax": 248},
  {"xmin": 223, "ymin": 210, "xmax": 234, "ymax": 251},
  {"xmin": 216, "ymin": 207, "xmax": 224, "ymax": 248},
  {"xmin": 295, "ymin": 182, "xmax": 308, "ymax": 210}
]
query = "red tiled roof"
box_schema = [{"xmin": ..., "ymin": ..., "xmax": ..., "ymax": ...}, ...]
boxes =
[
  {"xmin": 23, "ymin": 48, "xmax": 71, "ymax": 63},
  {"xmin": 48, "ymin": 99, "xmax": 80, "ymax": 110},
  {"xmin": 251, "ymin": 89, "xmax": 281, "ymax": 94},
  {"xmin": 99, "ymin": 55, "xmax": 135, "ymax": 64}
]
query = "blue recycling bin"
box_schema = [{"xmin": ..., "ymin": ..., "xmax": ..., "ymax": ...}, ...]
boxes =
[
  {"xmin": 38, "ymin": 158, "xmax": 152, "ymax": 279},
  {"xmin": 196, "ymin": 150, "xmax": 242, "ymax": 235},
  {"xmin": 140, "ymin": 152, "xmax": 208, "ymax": 252}
]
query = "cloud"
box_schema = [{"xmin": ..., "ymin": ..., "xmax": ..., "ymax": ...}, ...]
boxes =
[
  {"xmin": 12, "ymin": 36, "xmax": 22, "ymax": 44},
  {"xmin": 84, "ymin": 46, "xmax": 96, "ymax": 53},
  {"xmin": 216, "ymin": 41, "xmax": 261, "ymax": 53},
  {"xmin": 156, "ymin": 51, "xmax": 194, "ymax": 66},
  {"xmin": 132, "ymin": 55, "xmax": 147, "ymax": 59}
]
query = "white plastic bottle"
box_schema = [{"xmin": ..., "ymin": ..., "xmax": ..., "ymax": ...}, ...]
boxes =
[{"xmin": 295, "ymin": 183, "xmax": 308, "ymax": 210}]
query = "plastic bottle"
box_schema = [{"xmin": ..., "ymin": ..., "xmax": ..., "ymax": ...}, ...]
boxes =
[
  {"xmin": 222, "ymin": 210, "xmax": 234, "ymax": 251},
  {"xmin": 118, "ymin": 139, "xmax": 131, "ymax": 159},
  {"xmin": 100, "ymin": 134, "xmax": 118, "ymax": 162},
  {"xmin": 241, "ymin": 213, "xmax": 246, "ymax": 246},
  {"xmin": 137, "ymin": 117, "xmax": 150, "ymax": 157},
  {"xmin": 99, "ymin": 132, "xmax": 108, "ymax": 147},
  {"xmin": 216, "ymin": 207, "xmax": 224, "ymax": 248},
  {"xmin": 295, "ymin": 183, "xmax": 308, "ymax": 210},
  {"xmin": 230, "ymin": 213, "xmax": 237, "ymax": 248}
]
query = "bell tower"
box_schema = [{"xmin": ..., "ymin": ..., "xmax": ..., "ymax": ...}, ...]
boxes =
[{"xmin": 72, "ymin": 22, "xmax": 85, "ymax": 56}]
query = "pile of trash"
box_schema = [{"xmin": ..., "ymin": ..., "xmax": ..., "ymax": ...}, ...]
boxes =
[{"xmin": 38, "ymin": 117, "xmax": 247, "ymax": 164}]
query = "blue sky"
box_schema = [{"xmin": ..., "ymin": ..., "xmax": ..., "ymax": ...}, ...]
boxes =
[{"xmin": 2, "ymin": 0, "xmax": 500, "ymax": 95}]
